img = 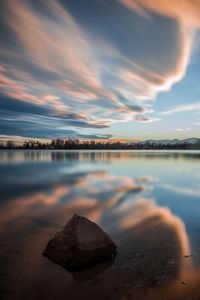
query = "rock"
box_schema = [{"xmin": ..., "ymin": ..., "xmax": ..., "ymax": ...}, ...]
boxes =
[{"xmin": 43, "ymin": 214, "xmax": 116, "ymax": 270}]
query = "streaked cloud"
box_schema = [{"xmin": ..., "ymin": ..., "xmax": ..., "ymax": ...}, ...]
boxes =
[
  {"xmin": 119, "ymin": 0, "xmax": 200, "ymax": 97},
  {"xmin": 0, "ymin": 0, "xmax": 199, "ymax": 138},
  {"xmin": 160, "ymin": 102, "xmax": 200, "ymax": 115},
  {"xmin": 0, "ymin": 70, "xmax": 30, "ymax": 91},
  {"xmin": 175, "ymin": 127, "xmax": 191, "ymax": 132},
  {"xmin": 119, "ymin": 0, "xmax": 200, "ymax": 27},
  {"xmin": 135, "ymin": 116, "xmax": 161, "ymax": 123}
]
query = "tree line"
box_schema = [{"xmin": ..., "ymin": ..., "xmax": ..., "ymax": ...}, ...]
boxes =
[{"xmin": 1, "ymin": 139, "xmax": 200, "ymax": 150}]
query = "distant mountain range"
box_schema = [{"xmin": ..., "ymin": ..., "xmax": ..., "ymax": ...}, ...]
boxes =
[{"xmin": 127, "ymin": 138, "xmax": 200, "ymax": 145}]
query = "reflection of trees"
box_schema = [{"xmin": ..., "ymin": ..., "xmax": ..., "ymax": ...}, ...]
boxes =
[
  {"xmin": 1, "ymin": 150, "xmax": 200, "ymax": 163},
  {"xmin": 35, "ymin": 150, "xmax": 200, "ymax": 162}
]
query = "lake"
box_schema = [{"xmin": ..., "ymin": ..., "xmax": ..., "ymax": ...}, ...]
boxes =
[{"xmin": 0, "ymin": 150, "xmax": 200, "ymax": 300}]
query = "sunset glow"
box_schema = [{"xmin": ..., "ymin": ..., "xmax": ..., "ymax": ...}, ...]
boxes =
[{"xmin": 0, "ymin": 0, "xmax": 200, "ymax": 142}]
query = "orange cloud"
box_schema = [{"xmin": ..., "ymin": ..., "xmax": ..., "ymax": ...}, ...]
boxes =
[
  {"xmin": 42, "ymin": 95, "xmax": 61, "ymax": 102},
  {"xmin": 0, "ymin": 72, "xmax": 30, "ymax": 91},
  {"xmin": 120, "ymin": 0, "xmax": 200, "ymax": 28},
  {"xmin": 59, "ymin": 80, "xmax": 98, "ymax": 100},
  {"xmin": 0, "ymin": 65, "xmax": 6, "ymax": 72},
  {"xmin": 5, "ymin": 0, "xmax": 100, "ymax": 92},
  {"xmin": 118, "ymin": 0, "xmax": 200, "ymax": 99},
  {"xmin": 42, "ymin": 94, "xmax": 69, "ymax": 110},
  {"xmin": 2, "ymin": 0, "xmax": 198, "ymax": 128},
  {"xmin": 3, "ymin": 0, "xmax": 122, "ymax": 116},
  {"xmin": 2, "ymin": 90, "xmax": 45, "ymax": 105}
]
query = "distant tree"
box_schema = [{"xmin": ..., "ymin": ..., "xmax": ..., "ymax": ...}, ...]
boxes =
[
  {"xmin": 55, "ymin": 139, "xmax": 64, "ymax": 148},
  {"xmin": 6, "ymin": 140, "xmax": 15, "ymax": 149},
  {"xmin": 23, "ymin": 141, "xmax": 30, "ymax": 149}
]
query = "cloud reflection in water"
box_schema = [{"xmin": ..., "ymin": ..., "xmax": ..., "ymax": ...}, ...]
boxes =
[{"xmin": 1, "ymin": 150, "xmax": 200, "ymax": 299}]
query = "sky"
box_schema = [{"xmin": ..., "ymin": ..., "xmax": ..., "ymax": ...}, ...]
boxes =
[{"xmin": 0, "ymin": 0, "xmax": 200, "ymax": 142}]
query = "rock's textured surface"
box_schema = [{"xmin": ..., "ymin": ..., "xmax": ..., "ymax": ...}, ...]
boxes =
[{"xmin": 43, "ymin": 214, "xmax": 116, "ymax": 270}]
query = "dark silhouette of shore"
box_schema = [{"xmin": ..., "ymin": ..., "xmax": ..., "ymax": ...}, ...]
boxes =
[{"xmin": 1, "ymin": 138, "xmax": 200, "ymax": 150}]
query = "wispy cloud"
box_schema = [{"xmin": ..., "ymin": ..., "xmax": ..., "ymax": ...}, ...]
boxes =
[
  {"xmin": 135, "ymin": 116, "xmax": 161, "ymax": 123},
  {"xmin": 160, "ymin": 102, "xmax": 200, "ymax": 115},
  {"xmin": 119, "ymin": 0, "xmax": 200, "ymax": 98},
  {"xmin": 175, "ymin": 127, "xmax": 191, "ymax": 132},
  {"xmin": 0, "ymin": 0, "xmax": 200, "ymax": 138}
]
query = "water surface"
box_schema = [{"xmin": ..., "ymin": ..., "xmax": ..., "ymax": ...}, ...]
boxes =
[{"xmin": 1, "ymin": 150, "xmax": 200, "ymax": 299}]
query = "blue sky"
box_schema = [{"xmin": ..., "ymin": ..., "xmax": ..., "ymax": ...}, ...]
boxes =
[{"xmin": 0, "ymin": 0, "xmax": 200, "ymax": 142}]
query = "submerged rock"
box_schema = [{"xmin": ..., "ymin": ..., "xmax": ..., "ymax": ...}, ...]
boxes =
[{"xmin": 43, "ymin": 214, "xmax": 116, "ymax": 270}]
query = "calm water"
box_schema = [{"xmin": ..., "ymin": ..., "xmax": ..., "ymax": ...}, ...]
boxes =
[{"xmin": 1, "ymin": 150, "xmax": 200, "ymax": 300}]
